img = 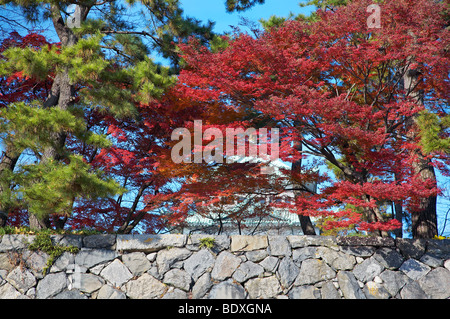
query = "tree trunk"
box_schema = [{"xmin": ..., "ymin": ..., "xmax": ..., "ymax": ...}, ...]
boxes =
[
  {"xmin": 292, "ymin": 137, "xmax": 316, "ymax": 235},
  {"xmin": 117, "ymin": 182, "xmax": 151, "ymax": 234},
  {"xmin": 29, "ymin": 213, "xmax": 51, "ymax": 230},
  {"xmin": 0, "ymin": 213, "xmax": 6, "ymax": 228},
  {"xmin": 393, "ymin": 169, "xmax": 404, "ymax": 238},
  {"xmin": 0, "ymin": 143, "xmax": 21, "ymax": 227},
  {"xmin": 411, "ymin": 155, "xmax": 438, "ymax": 238},
  {"xmin": 26, "ymin": 6, "xmax": 81, "ymax": 231},
  {"xmin": 393, "ymin": 201, "xmax": 403, "ymax": 238},
  {"xmin": 403, "ymin": 61, "xmax": 438, "ymax": 239},
  {"xmin": 362, "ymin": 195, "xmax": 388, "ymax": 237},
  {"xmin": 298, "ymin": 215, "xmax": 316, "ymax": 236}
]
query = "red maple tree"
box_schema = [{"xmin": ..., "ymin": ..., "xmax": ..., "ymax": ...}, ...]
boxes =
[{"xmin": 167, "ymin": 0, "xmax": 449, "ymax": 236}]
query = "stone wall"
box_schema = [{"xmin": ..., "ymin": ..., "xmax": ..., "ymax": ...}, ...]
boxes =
[{"xmin": 0, "ymin": 234, "xmax": 449, "ymax": 299}]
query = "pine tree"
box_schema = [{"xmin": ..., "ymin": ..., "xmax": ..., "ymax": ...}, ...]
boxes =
[{"xmin": 0, "ymin": 0, "xmax": 190, "ymax": 230}]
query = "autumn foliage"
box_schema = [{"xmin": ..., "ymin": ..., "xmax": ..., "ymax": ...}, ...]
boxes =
[
  {"xmin": 0, "ymin": 0, "xmax": 448, "ymax": 237},
  {"xmin": 165, "ymin": 0, "xmax": 449, "ymax": 235}
]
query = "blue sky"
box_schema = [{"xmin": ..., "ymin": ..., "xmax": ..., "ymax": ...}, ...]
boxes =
[
  {"xmin": 181, "ymin": 0, "xmax": 313, "ymax": 33},
  {"xmin": 146, "ymin": 0, "xmax": 314, "ymax": 64}
]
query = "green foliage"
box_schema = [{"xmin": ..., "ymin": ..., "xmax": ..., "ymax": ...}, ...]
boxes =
[
  {"xmin": 0, "ymin": 101, "xmax": 124, "ymax": 220},
  {"xmin": 132, "ymin": 56, "xmax": 176, "ymax": 102},
  {"xmin": 259, "ymin": 15, "xmax": 289, "ymax": 31},
  {"xmin": 0, "ymin": 168, "xmax": 16, "ymax": 212},
  {"xmin": 225, "ymin": 0, "xmax": 265, "ymax": 12},
  {"xmin": 16, "ymin": 155, "xmax": 125, "ymax": 219},
  {"xmin": 105, "ymin": 33, "xmax": 149, "ymax": 63},
  {"xmin": 199, "ymin": 237, "xmax": 216, "ymax": 249},
  {"xmin": 0, "ymin": 226, "xmax": 35, "ymax": 235},
  {"xmin": 0, "ymin": 226, "xmax": 102, "ymax": 235},
  {"xmin": 125, "ymin": 0, "xmax": 215, "ymax": 72},
  {"xmin": 417, "ymin": 110, "xmax": 450, "ymax": 154},
  {"xmin": 210, "ymin": 35, "xmax": 230, "ymax": 53},
  {"xmin": 28, "ymin": 230, "xmax": 79, "ymax": 275},
  {"xmin": 0, "ymin": 33, "xmax": 111, "ymax": 82},
  {"xmin": 299, "ymin": 0, "xmax": 349, "ymax": 9},
  {"xmin": 0, "ymin": 32, "xmax": 175, "ymax": 118},
  {"xmin": 0, "ymin": 0, "xmax": 220, "ymax": 233},
  {"xmin": 0, "ymin": 102, "xmax": 111, "ymax": 153},
  {"xmin": 0, "ymin": 43, "xmax": 53, "ymax": 81}
]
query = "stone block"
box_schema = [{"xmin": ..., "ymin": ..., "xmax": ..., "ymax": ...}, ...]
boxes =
[
  {"xmin": 0, "ymin": 282, "xmax": 22, "ymax": 299},
  {"xmin": 125, "ymin": 273, "xmax": 167, "ymax": 299},
  {"xmin": 122, "ymin": 252, "xmax": 151, "ymax": 276},
  {"xmin": 117, "ymin": 234, "xmax": 187, "ymax": 252},
  {"xmin": 51, "ymin": 235, "xmax": 83, "ymax": 249},
  {"xmin": 156, "ymin": 248, "xmax": 192, "ymax": 275},
  {"xmin": 52, "ymin": 289, "xmax": 88, "ymax": 299},
  {"xmin": 23, "ymin": 250, "xmax": 50, "ymax": 279},
  {"xmin": 268, "ymin": 236, "xmax": 291, "ymax": 257},
  {"xmin": 211, "ymin": 251, "xmax": 241, "ymax": 281},
  {"xmin": 186, "ymin": 234, "xmax": 230, "ymax": 252},
  {"xmin": 320, "ymin": 281, "xmax": 341, "ymax": 299},
  {"xmin": 163, "ymin": 268, "xmax": 192, "ymax": 291},
  {"xmin": 100, "ymin": 259, "xmax": 133, "ymax": 287},
  {"xmin": 0, "ymin": 235, "xmax": 35, "ymax": 252},
  {"xmin": 418, "ymin": 267, "xmax": 450, "ymax": 299},
  {"xmin": 339, "ymin": 246, "xmax": 376, "ymax": 257},
  {"xmin": 426, "ymin": 239, "xmax": 450, "ymax": 259},
  {"xmin": 76, "ymin": 273, "xmax": 105, "ymax": 293},
  {"xmin": 294, "ymin": 259, "xmax": 335, "ymax": 286},
  {"xmin": 363, "ymin": 281, "xmax": 390, "ymax": 299},
  {"xmin": 420, "ymin": 253, "xmax": 443, "ymax": 268},
  {"xmin": 230, "ymin": 235, "xmax": 268, "ymax": 252},
  {"xmin": 287, "ymin": 235, "xmax": 337, "ymax": 248},
  {"xmin": 400, "ymin": 280, "xmax": 428, "ymax": 299},
  {"xmin": 245, "ymin": 276, "xmax": 281, "ymax": 299},
  {"xmin": 337, "ymin": 236, "xmax": 394, "ymax": 247},
  {"xmin": 373, "ymin": 247, "xmax": 404, "ymax": 270},
  {"xmin": 36, "ymin": 272, "xmax": 68, "ymax": 299},
  {"xmin": 378, "ymin": 270, "xmax": 408, "ymax": 296},
  {"xmin": 83, "ymin": 234, "xmax": 116, "ymax": 249},
  {"xmin": 209, "ymin": 280, "xmax": 246, "ymax": 299},
  {"xmin": 232, "ymin": 261, "xmax": 264, "ymax": 283},
  {"xmin": 399, "ymin": 259, "xmax": 431, "ymax": 281},
  {"xmin": 6, "ymin": 267, "xmax": 36, "ymax": 294},
  {"xmin": 97, "ymin": 285, "xmax": 127, "ymax": 299},
  {"xmin": 162, "ymin": 287, "xmax": 188, "ymax": 299},
  {"xmin": 277, "ymin": 257, "xmax": 299, "ymax": 288},
  {"xmin": 0, "ymin": 253, "xmax": 15, "ymax": 271},
  {"xmin": 396, "ymin": 238, "xmax": 427, "ymax": 259},
  {"xmin": 316, "ymin": 247, "xmax": 356, "ymax": 270},
  {"xmin": 245, "ymin": 249, "xmax": 268, "ymax": 262},
  {"xmin": 192, "ymin": 272, "xmax": 212, "ymax": 299},
  {"xmin": 50, "ymin": 251, "xmax": 75, "ymax": 273},
  {"xmin": 184, "ymin": 249, "xmax": 215, "ymax": 281},
  {"xmin": 353, "ymin": 257, "xmax": 385, "ymax": 282},
  {"xmin": 292, "ymin": 247, "xmax": 317, "ymax": 266},
  {"xmin": 74, "ymin": 248, "xmax": 117, "ymax": 269},
  {"xmin": 337, "ymin": 271, "xmax": 366, "ymax": 299},
  {"xmin": 288, "ymin": 285, "xmax": 321, "ymax": 299},
  {"xmin": 259, "ymin": 256, "xmax": 279, "ymax": 273}
]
